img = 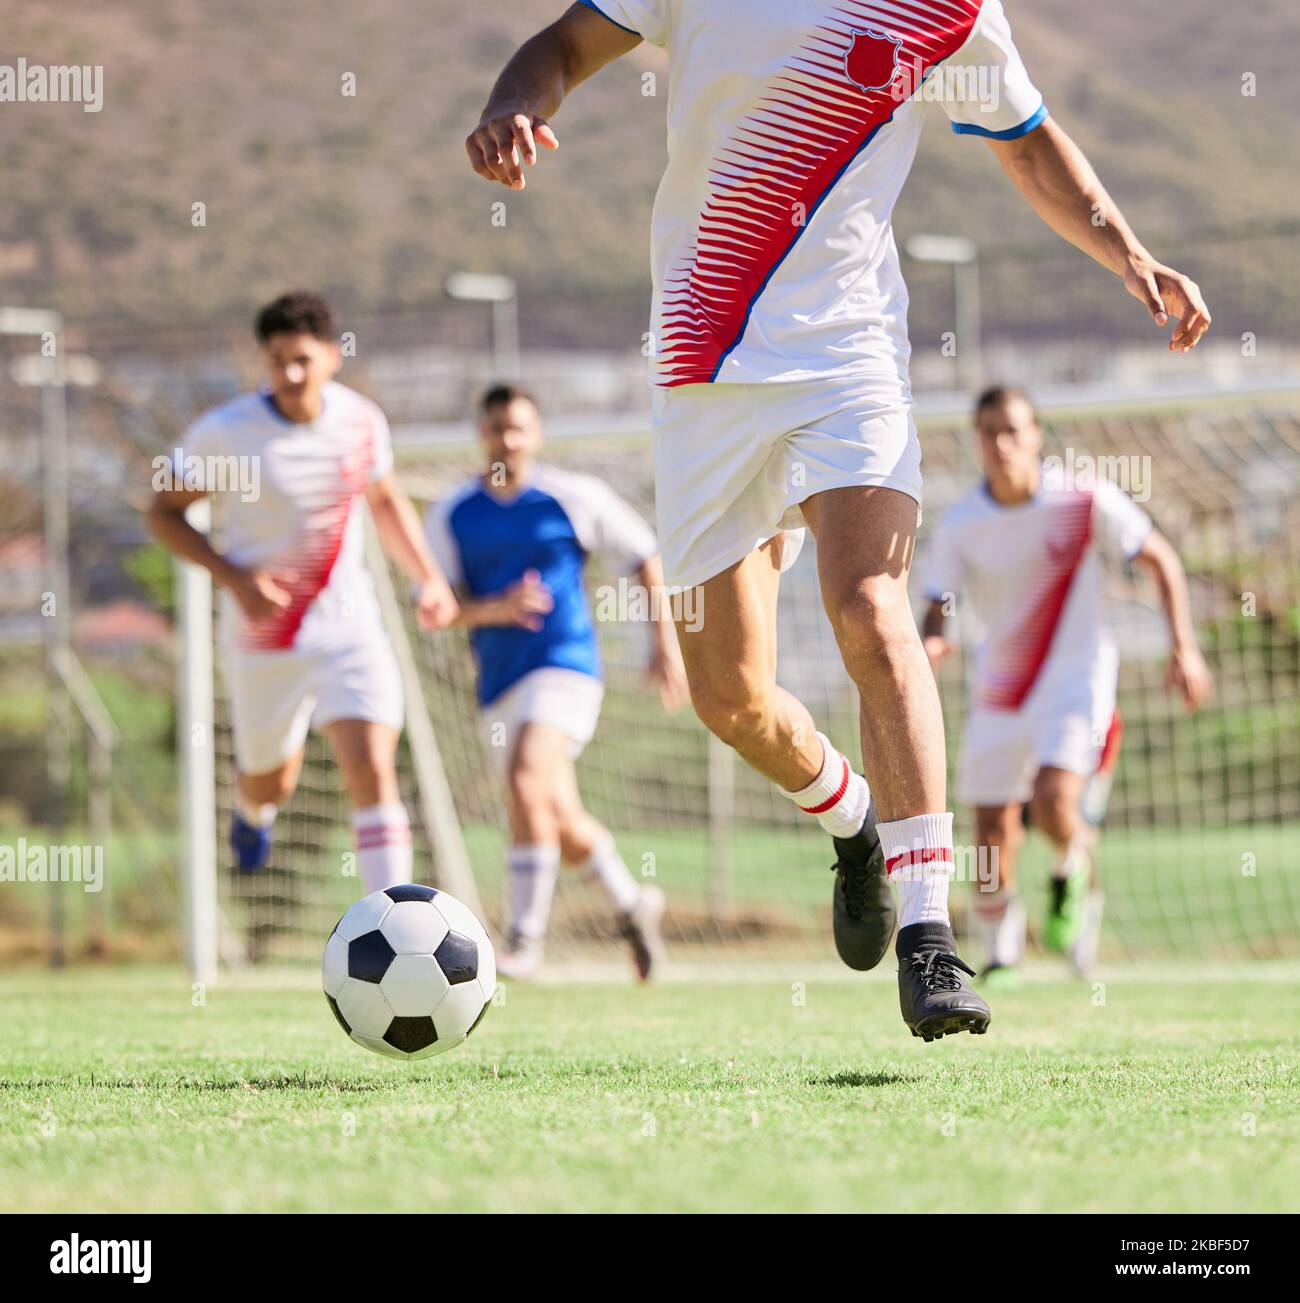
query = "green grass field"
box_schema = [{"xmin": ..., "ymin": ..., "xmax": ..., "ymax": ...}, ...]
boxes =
[{"xmin": 3, "ymin": 966, "xmax": 1297, "ymax": 1213}]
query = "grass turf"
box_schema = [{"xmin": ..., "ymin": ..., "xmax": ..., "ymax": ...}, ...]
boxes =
[{"xmin": 2, "ymin": 966, "xmax": 1297, "ymax": 1213}]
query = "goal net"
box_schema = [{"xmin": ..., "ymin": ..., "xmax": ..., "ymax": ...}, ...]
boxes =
[{"xmin": 189, "ymin": 398, "xmax": 1300, "ymax": 971}]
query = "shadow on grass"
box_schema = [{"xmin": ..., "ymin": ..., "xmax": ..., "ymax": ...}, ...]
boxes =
[{"xmin": 811, "ymin": 1070, "xmax": 916, "ymax": 1089}]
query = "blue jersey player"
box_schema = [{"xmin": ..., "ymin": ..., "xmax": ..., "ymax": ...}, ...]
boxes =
[{"xmin": 425, "ymin": 385, "xmax": 688, "ymax": 980}]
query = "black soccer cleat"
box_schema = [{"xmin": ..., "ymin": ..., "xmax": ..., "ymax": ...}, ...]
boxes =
[
  {"xmin": 896, "ymin": 921, "xmax": 991, "ymax": 1042},
  {"xmin": 829, "ymin": 798, "xmax": 896, "ymax": 971}
]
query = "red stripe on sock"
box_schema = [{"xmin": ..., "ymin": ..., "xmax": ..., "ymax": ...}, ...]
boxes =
[
  {"xmin": 356, "ymin": 828, "xmax": 412, "ymax": 849},
  {"xmin": 885, "ymin": 846, "xmax": 954, "ymax": 877},
  {"xmin": 799, "ymin": 755, "xmax": 850, "ymax": 815}
]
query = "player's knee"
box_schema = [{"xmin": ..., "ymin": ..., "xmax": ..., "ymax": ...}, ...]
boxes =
[
  {"xmin": 1029, "ymin": 785, "xmax": 1077, "ymax": 839},
  {"xmin": 558, "ymin": 818, "xmax": 596, "ymax": 865},
  {"xmin": 831, "ymin": 581, "xmax": 914, "ymax": 682},
  {"xmin": 690, "ymin": 683, "xmax": 772, "ymax": 748},
  {"xmin": 242, "ymin": 766, "xmax": 297, "ymax": 807},
  {"xmin": 507, "ymin": 755, "xmax": 562, "ymax": 822},
  {"xmin": 977, "ymin": 810, "xmax": 1020, "ymax": 849}
]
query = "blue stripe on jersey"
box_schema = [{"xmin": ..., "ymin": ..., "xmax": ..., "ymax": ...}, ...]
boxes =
[
  {"xmin": 950, "ymin": 102, "xmax": 1048, "ymax": 140},
  {"xmin": 448, "ymin": 484, "xmax": 601, "ymax": 706}
]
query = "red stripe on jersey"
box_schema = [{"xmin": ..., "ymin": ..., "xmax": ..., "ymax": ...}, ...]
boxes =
[
  {"xmin": 1096, "ymin": 709, "xmax": 1123, "ymax": 775},
  {"xmin": 239, "ymin": 420, "xmax": 376, "ymax": 651},
  {"xmin": 979, "ymin": 491, "xmax": 1094, "ymax": 711},
  {"xmin": 656, "ymin": 0, "xmax": 983, "ymax": 387}
]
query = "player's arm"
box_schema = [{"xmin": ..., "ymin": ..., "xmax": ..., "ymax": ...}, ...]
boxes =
[
  {"xmin": 986, "ymin": 118, "xmax": 1211, "ymax": 353},
  {"xmin": 921, "ymin": 597, "xmax": 955, "ymax": 674},
  {"xmin": 466, "ymin": 3, "xmax": 641, "ymax": 190},
  {"xmin": 1130, "ymin": 529, "xmax": 1213, "ymax": 710},
  {"xmin": 448, "ymin": 570, "xmax": 555, "ymax": 632},
  {"xmin": 633, "ymin": 553, "xmax": 689, "ymax": 712},
  {"xmin": 146, "ymin": 484, "xmax": 292, "ymax": 621},
  {"xmin": 365, "ymin": 476, "xmax": 459, "ymax": 631}
]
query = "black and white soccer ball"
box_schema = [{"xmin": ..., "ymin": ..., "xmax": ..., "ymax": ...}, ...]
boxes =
[{"xmin": 323, "ymin": 884, "xmax": 496, "ymax": 1060}]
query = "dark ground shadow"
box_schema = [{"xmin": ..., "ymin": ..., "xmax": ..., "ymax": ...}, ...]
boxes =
[{"xmin": 811, "ymin": 1070, "xmax": 916, "ymax": 1088}]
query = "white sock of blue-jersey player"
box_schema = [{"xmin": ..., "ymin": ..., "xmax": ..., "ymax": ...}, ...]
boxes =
[
  {"xmin": 507, "ymin": 843, "xmax": 561, "ymax": 946},
  {"xmin": 582, "ymin": 834, "xmax": 642, "ymax": 915}
]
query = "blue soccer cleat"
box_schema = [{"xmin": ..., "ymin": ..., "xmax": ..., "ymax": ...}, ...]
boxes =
[{"xmin": 230, "ymin": 812, "xmax": 274, "ymax": 872}]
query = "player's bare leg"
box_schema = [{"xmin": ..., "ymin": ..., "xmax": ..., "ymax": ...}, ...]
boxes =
[
  {"xmin": 496, "ymin": 722, "xmax": 568, "ymax": 979},
  {"xmin": 230, "ymin": 749, "xmax": 304, "ymax": 871},
  {"xmin": 323, "ymin": 719, "xmax": 412, "ymax": 894},
  {"xmin": 1029, "ymin": 765, "xmax": 1092, "ymax": 958},
  {"xmin": 804, "ymin": 484, "xmax": 989, "ymax": 1039},
  {"xmin": 553, "ymin": 755, "xmax": 664, "ymax": 981},
  {"xmin": 673, "ymin": 536, "xmax": 820, "ymax": 788},
  {"xmin": 972, "ymin": 802, "xmax": 1027, "ymax": 987},
  {"xmin": 674, "ymin": 537, "xmax": 895, "ymax": 973}
]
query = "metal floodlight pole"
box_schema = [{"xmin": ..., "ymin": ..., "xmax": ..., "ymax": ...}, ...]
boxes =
[
  {"xmin": 904, "ymin": 235, "xmax": 983, "ymax": 392},
  {"xmin": 445, "ymin": 272, "xmax": 521, "ymax": 381}
]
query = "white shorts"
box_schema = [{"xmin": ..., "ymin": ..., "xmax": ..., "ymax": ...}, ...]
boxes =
[
  {"xmin": 221, "ymin": 635, "xmax": 404, "ymax": 775},
  {"xmin": 956, "ymin": 676, "xmax": 1116, "ymax": 808},
  {"xmin": 479, "ymin": 667, "xmax": 605, "ymax": 778},
  {"xmin": 651, "ymin": 378, "xmax": 922, "ymax": 590}
]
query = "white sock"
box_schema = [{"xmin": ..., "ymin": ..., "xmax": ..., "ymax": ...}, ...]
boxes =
[
  {"xmin": 508, "ymin": 843, "xmax": 561, "ymax": 943},
  {"xmin": 973, "ymin": 889, "xmax": 1026, "ymax": 968},
  {"xmin": 1071, "ymin": 891, "xmax": 1105, "ymax": 976},
  {"xmin": 238, "ymin": 795, "xmax": 278, "ymax": 828},
  {"xmin": 583, "ymin": 835, "xmax": 641, "ymax": 915},
  {"xmin": 779, "ymin": 732, "xmax": 870, "ymax": 838},
  {"xmin": 351, "ymin": 803, "xmax": 413, "ymax": 894},
  {"xmin": 879, "ymin": 811, "xmax": 954, "ymax": 929}
]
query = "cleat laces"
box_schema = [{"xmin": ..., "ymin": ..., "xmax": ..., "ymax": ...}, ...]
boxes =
[{"xmin": 909, "ymin": 949, "xmax": 976, "ymax": 993}]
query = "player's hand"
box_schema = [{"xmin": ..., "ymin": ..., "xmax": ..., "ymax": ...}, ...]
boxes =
[
  {"xmin": 923, "ymin": 635, "xmax": 954, "ymax": 673},
  {"xmin": 645, "ymin": 640, "xmax": 690, "ymax": 713},
  {"xmin": 1166, "ymin": 643, "xmax": 1213, "ymax": 711},
  {"xmin": 415, "ymin": 574, "xmax": 460, "ymax": 632},
  {"xmin": 229, "ymin": 567, "xmax": 295, "ymax": 621},
  {"xmin": 1123, "ymin": 257, "xmax": 1211, "ymax": 353},
  {"xmin": 498, "ymin": 569, "xmax": 553, "ymax": 630},
  {"xmin": 465, "ymin": 107, "xmax": 559, "ymax": 190}
]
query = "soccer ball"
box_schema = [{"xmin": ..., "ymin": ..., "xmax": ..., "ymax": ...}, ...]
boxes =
[{"xmin": 322, "ymin": 884, "xmax": 496, "ymax": 1060}]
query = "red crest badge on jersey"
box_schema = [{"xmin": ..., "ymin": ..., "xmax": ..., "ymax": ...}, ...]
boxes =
[{"xmin": 844, "ymin": 27, "xmax": 903, "ymax": 95}]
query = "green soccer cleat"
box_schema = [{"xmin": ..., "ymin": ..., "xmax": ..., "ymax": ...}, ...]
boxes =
[
  {"xmin": 980, "ymin": 963, "xmax": 1023, "ymax": 991},
  {"xmin": 1045, "ymin": 858, "xmax": 1090, "ymax": 952}
]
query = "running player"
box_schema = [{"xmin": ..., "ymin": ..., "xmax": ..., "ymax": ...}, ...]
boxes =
[
  {"xmin": 922, "ymin": 386, "xmax": 1213, "ymax": 982},
  {"xmin": 148, "ymin": 290, "xmax": 459, "ymax": 893},
  {"xmin": 465, "ymin": 2, "xmax": 1210, "ymax": 1039},
  {"xmin": 424, "ymin": 384, "xmax": 688, "ymax": 980}
]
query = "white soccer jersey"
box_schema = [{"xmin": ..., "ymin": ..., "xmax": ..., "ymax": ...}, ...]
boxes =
[
  {"xmin": 177, "ymin": 381, "xmax": 394, "ymax": 652},
  {"xmin": 924, "ymin": 474, "xmax": 1153, "ymax": 712},
  {"xmin": 582, "ymin": 0, "xmax": 1045, "ymax": 389}
]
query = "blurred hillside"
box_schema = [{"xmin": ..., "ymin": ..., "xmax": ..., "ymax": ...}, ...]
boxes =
[{"xmin": 2, "ymin": 0, "xmax": 1297, "ymax": 344}]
